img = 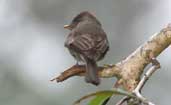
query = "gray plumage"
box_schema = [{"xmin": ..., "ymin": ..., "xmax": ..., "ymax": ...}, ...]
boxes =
[{"xmin": 64, "ymin": 11, "xmax": 109, "ymax": 85}]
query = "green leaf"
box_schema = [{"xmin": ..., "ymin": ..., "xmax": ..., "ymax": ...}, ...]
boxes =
[
  {"xmin": 88, "ymin": 88, "xmax": 135, "ymax": 105},
  {"xmin": 88, "ymin": 94, "xmax": 111, "ymax": 105},
  {"xmin": 74, "ymin": 90, "xmax": 113, "ymax": 105},
  {"xmin": 73, "ymin": 88, "xmax": 135, "ymax": 105}
]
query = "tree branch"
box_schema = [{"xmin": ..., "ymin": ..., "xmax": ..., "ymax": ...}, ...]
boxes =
[
  {"xmin": 132, "ymin": 57, "xmax": 160, "ymax": 105},
  {"xmin": 51, "ymin": 24, "xmax": 171, "ymax": 91},
  {"xmin": 50, "ymin": 64, "xmax": 121, "ymax": 82}
]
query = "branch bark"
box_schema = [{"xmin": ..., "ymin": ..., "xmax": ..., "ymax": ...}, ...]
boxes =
[
  {"xmin": 51, "ymin": 24, "xmax": 171, "ymax": 91},
  {"xmin": 131, "ymin": 57, "xmax": 160, "ymax": 105}
]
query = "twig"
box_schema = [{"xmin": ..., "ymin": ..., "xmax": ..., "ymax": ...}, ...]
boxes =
[
  {"xmin": 115, "ymin": 96, "xmax": 130, "ymax": 105},
  {"xmin": 50, "ymin": 64, "xmax": 121, "ymax": 82},
  {"xmin": 136, "ymin": 58, "xmax": 160, "ymax": 92},
  {"xmin": 132, "ymin": 57, "xmax": 160, "ymax": 105},
  {"xmin": 50, "ymin": 65, "xmax": 86, "ymax": 82}
]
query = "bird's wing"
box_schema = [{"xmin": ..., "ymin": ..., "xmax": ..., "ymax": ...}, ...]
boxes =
[
  {"xmin": 70, "ymin": 34, "xmax": 95, "ymax": 51},
  {"xmin": 65, "ymin": 34, "xmax": 96, "ymax": 60},
  {"xmin": 95, "ymin": 37, "xmax": 109, "ymax": 53},
  {"xmin": 67, "ymin": 33, "xmax": 109, "ymax": 60}
]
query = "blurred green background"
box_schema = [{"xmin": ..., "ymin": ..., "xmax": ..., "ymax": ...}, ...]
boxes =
[{"xmin": 0, "ymin": 0, "xmax": 171, "ymax": 105}]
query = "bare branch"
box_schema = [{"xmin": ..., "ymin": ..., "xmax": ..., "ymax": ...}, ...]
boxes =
[
  {"xmin": 115, "ymin": 96, "xmax": 129, "ymax": 105},
  {"xmin": 132, "ymin": 58, "xmax": 160, "ymax": 105},
  {"xmin": 51, "ymin": 64, "xmax": 121, "ymax": 82},
  {"xmin": 50, "ymin": 24, "xmax": 171, "ymax": 105},
  {"xmin": 52, "ymin": 24, "xmax": 171, "ymax": 91},
  {"xmin": 136, "ymin": 58, "xmax": 160, "ymax": 92}
]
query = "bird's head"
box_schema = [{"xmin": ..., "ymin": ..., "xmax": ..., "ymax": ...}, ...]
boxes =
[{"xmin": 64, "ymin": 11, "xmax": 101, "ymax": 30}]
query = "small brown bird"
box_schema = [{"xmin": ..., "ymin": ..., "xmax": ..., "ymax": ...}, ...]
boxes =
[{"xmin": 64, "ymin": 11, "xmax": 109, "ymax": 85}]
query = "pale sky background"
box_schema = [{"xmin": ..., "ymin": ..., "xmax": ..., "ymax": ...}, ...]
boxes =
[{"xmin": 0, "ymin": 0, "xmax": 171, "ymax": 105}]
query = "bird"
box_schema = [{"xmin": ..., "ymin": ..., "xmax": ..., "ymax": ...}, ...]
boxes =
[{"xmin": 64, "ymin": 11, "xmax": 109, "ymax": 86}]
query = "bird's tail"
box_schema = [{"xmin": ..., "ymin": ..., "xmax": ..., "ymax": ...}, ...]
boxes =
[{"xmin": 85, "ymin": 58, "xmax": 100, "ymax": 86}]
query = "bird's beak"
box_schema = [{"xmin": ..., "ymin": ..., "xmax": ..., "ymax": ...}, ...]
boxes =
[{"xmin": 64, "ymin": 25, "xmax": 71, "ymax": 30}]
